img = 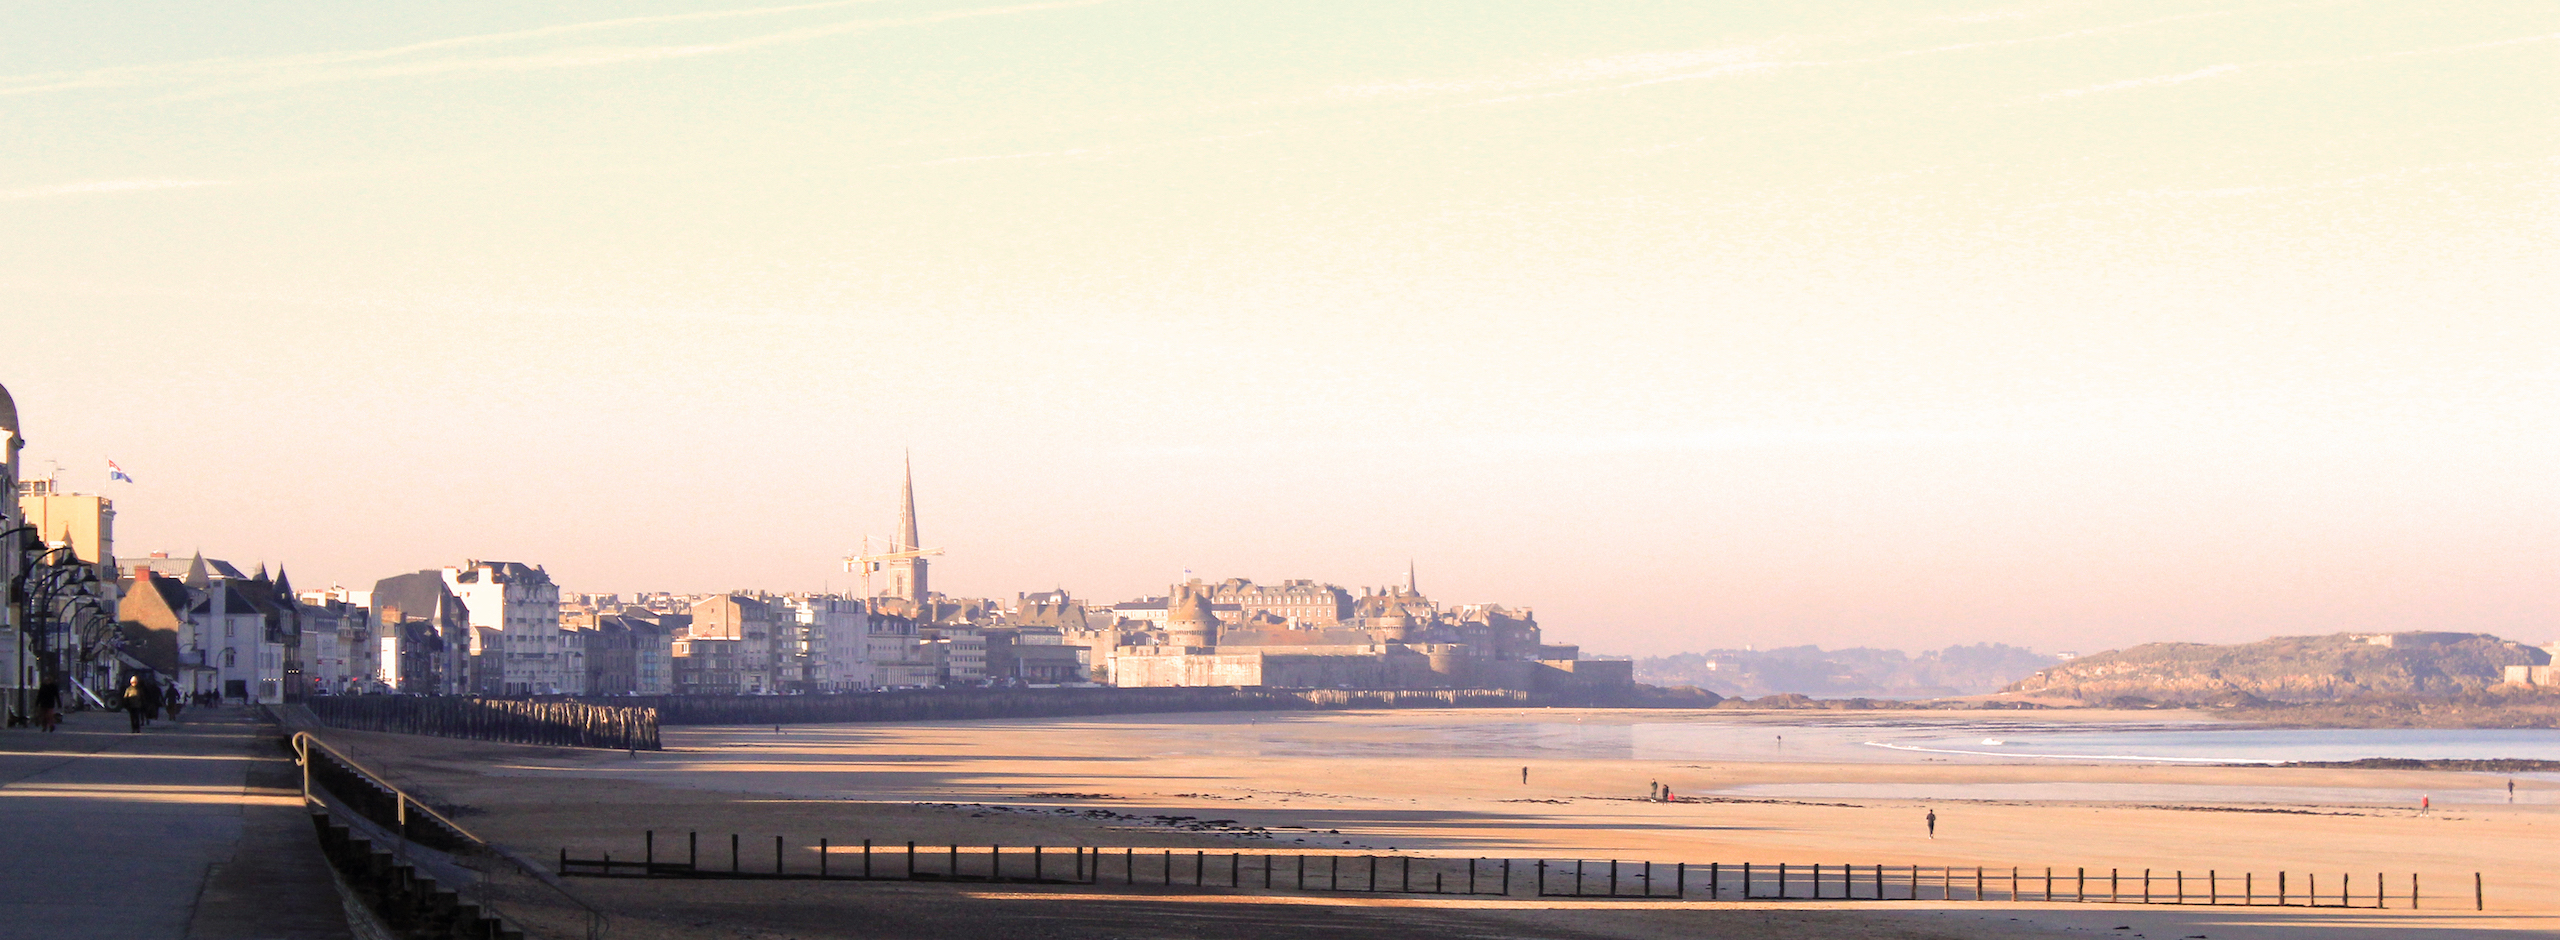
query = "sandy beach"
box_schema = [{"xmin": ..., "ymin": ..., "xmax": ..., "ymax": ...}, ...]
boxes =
[{"xmin": 327, "ymin": 707, "xmax": 2560, "ymax": 939}]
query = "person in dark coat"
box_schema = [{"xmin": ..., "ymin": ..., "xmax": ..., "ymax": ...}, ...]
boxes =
[
  {"xmin": 137, "ymin": 676, "xmax": 163, "ymax": 727},
  {"xmin": 163, "ymin": 678, "xmax": 185, "ymax": 722},
  {"xmin": 34, "ymin": 681, "xmax": 61, "ymax": 733}
]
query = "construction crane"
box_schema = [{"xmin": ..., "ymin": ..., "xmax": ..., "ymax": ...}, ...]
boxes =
[{"xmin": 841, "ymin": 534, "xmax": 942, "ymax": 598}]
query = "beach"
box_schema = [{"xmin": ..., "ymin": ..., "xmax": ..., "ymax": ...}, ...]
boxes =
[{"xmin": 328, "ymin": 707, "xmax": 2560, "ymax": 939}]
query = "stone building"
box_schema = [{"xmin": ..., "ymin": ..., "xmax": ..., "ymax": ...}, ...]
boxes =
[
  {"xmin": 443, "ymin": 561, "xmax": 566, "ymax": 695},
  {"xmin": 984, "ymin": 626, "xmax": 1088, "ymax": 685},
  {"xmin": 671, "ymin": 634, "xmax": 742, "ymax": 694},
  {"xmin": 370, "ymin": 569, "xmax": 472, "ymax": 695},
  {"xmin": 1206, "ymin": 578, "xmax": 1353, "ymax": 627},
  {"xmin": 0, "ymin": 383, "xmax": 19, "ymax": 708},
  {"xmin": 1109, "ymin": 576, "xmax": 1628, "ymax": 693},
  {"xmin": 688, "ymin": 594, "xmax": 777, "ymax": 693},
  {"xmin": 584, "ymin": 615, "xmax": 673, "ymax": 695},
  {"xmin": 865, "ymin": 609, "xmax": 935, "ymax": 688}
]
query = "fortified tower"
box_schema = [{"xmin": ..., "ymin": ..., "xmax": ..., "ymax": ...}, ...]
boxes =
[{"xmin": 1164, "ymin": 581, "xmax": 1220, "ymax": 650}]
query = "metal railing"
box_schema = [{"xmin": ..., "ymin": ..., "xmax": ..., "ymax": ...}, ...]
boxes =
[{"xmin": 290, "ymin": 730, "xmax": 610, "ymax": 939}]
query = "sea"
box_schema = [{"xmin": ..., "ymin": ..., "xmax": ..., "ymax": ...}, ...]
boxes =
[{"xmin": 1123, "ymin": 712, "xmax": 2560, "ymax": 804}]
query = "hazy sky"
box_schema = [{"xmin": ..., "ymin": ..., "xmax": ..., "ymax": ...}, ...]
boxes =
[{"xmin": 2, "ymin": 0, "xmax": 2552, "ymax": 657}]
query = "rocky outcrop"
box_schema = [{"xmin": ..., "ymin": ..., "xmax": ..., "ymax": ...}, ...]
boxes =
[{"xmin": 2005, "ymin": 632, "xmax": 2550, "ymax": 705}]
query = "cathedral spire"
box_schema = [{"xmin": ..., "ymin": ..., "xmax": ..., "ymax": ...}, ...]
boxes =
[{"xmin": 895, "ymin": 450, "xmax": 920, "ymax": 552}]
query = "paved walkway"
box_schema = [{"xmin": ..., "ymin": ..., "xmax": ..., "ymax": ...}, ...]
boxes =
[{"xmin": 0, "ymin": 706, "xmax": 351, "ymax": 940}]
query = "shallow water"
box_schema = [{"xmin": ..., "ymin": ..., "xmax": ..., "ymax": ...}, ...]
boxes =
[
  {"xmin": 1711, "ymin": 781, "xmax": 2546, "ymax": 805},
  {"xmin": 1120, "ymin": 713, "xmax": 2560, "ymax": 766}
]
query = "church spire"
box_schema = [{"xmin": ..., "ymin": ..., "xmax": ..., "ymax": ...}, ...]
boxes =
[
  {"xmin": 895, "ymin": 451, "xmax": 920, "ymax": 552},
  {"xmin": 1406, "ymin": 559, "xmax": 1417, "ymax": 595}
]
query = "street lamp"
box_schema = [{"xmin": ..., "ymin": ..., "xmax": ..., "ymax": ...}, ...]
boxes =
[
  {"xmin": 16, "ymin": 543, "xmax": 101, "ymax": 705},
  {"xmin": 2, "ymin": 524, "xmax": 39, "ymax": 721}
]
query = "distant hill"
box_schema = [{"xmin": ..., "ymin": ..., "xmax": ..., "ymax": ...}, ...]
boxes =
[
  {"xmin": 1636, "ymin": 643, "xmax": 2059, "ymax": 699},
  {"xmin": 2005, "ymin": 632, "xmax": 2552, "ymax": 705}
]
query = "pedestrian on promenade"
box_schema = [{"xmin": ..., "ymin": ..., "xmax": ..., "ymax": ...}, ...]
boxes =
[
  {"xmin": 1925, "ymin": 808, "xmax": 1937, "ymax": 838},
  {"xmin": 138, "ymin": 677, "xmax": 163, "ymax": 728},
  {"xmin": 35, "ymin": 681, "xmax": 61, "ymax": 732},
  {"xmin": 122, "ymin": 676, "xmax": 149, "ymax": 733},
  {"xmin": 162, "ymin": 679, "xmax": 184, "ymax": 722}
]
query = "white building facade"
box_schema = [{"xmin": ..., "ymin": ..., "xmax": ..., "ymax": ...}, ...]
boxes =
[
  {"xmin": 784, "ymin": 595, "xmax": 871, "ymax": 692},
  {"xmin": 443, "ymin": 561, "xmax": 567, "ymax": 695}
]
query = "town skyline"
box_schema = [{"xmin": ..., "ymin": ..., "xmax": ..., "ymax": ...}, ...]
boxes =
[{"xmin": 5, "ymin": 1, "xmax": 2552, "ymax": 657}]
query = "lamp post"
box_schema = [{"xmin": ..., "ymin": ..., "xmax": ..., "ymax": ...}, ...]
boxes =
[
  {"xmin": 17, "ymin": 542, "xmax": 99, "ymax": 705},
  {"xmin": 3, "ymin": 524, "xmax": 39, "ymax": 721}
]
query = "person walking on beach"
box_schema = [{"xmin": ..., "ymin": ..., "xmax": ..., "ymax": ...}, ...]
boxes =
[
  {"xmin": 1925, "ymin": 808, "xmax": 1937, "ymax": 838},
  {"xmin": 34, "ymin": 681, "xmax": 61, "ymax": 733},
  {"xmin": 1521, "ymin": 767, "xmax": 1529, "ymax": 785},
  {"xmin": 2509, "ymin": 779, "xmax": 2516, "ymax": 803},
  {"xmin": 122, "ymin": 676, "xmax": 150, "ymax": 733}
]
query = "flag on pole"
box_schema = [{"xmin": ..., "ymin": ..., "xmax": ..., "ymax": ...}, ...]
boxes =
[{"xmin": 107, "ymin": 459, "xmax": 134, "ymax": 483}]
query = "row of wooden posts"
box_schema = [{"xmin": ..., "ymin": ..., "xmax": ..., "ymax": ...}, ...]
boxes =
[
  {"xmin": 1704, "ymin": 863, "xmax": 2455, "ymax": 909},
  {"xmin": 559, "ymin": 832, "xmax": 2486, "ymax": 910},
  {"xmin": 307, "ymin": 696, "xmax": 660, "ymax": 751}
]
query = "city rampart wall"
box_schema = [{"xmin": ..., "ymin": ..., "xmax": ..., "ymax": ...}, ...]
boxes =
[{"xmin": 601, "ymin": 686, "xmax": 1557, "ymax": 726}]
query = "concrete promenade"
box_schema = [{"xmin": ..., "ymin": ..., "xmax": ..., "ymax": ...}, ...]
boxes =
[{"xmin": 0, "ymin": 705, "xmax": 351, "ymax": 940}]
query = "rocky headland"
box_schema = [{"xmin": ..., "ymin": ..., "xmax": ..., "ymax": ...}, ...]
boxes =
[{"xmin": 2002, "ymin": 631, "xmax": 2560, "ymax": 727}]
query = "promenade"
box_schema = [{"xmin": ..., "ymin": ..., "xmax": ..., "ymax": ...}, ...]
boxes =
[{"xmin": 0, "ymin": 706, "xmax": 350, "ymax": 940}]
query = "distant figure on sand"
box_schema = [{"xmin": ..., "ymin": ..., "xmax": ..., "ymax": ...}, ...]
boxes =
[
  {"xmin": 2509, "ymin": 780, "xmax": 2516, "ymax": 803},
  {"xmin": 2421, "ymin": 795, "xmax": 2430, "ymax": 812},
  {"xmin": 1926, "ymin": 809, "xmax": 1937, "ymax": 838},
  {"xmin": 1663, "ymin": 785, "xmax": 1675, "ymax": 803},
  {"xmin": 1521, "ymin": 767, "xmax": 1528, "ymax": 785}
]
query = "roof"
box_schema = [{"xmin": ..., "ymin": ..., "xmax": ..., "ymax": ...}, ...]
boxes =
[
  {"xmin": 126, "ymin": 572, "xmax": 192, "ymax": 614},
  {"xmin": 0, "ymin": 381, "xmax": 15, "ymax": 433},
  {"xmin": 372, "ymin": 570, "xmax": 467, "ymax": 625},
  {"xmin": 453, "ymin": 561, "xmax": 550, "ymax": 584}
]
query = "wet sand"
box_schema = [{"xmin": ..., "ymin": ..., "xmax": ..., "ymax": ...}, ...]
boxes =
[{"xmin": 328, "ymin": 707, "xmax": 2560, "ymax": 939}]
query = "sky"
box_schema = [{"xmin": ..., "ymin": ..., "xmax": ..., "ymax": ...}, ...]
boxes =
[{"xmin": 1, "ymin": 0, "xmax": 2552, "ymax": 657}]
